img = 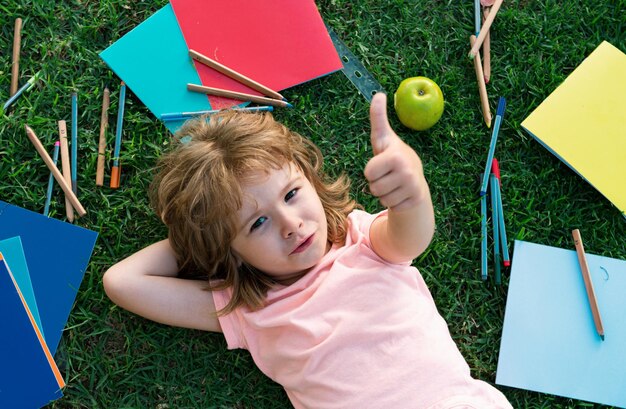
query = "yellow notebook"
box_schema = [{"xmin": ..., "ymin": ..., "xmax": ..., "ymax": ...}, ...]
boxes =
[{"xmin": 521, "ymin": 41, "xmax": 626, "ymax": 217}]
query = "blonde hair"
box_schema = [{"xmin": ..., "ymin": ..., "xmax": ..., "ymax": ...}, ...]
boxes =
[{"xmin": 150, "ymin": 111, "xmax": 355, "ymax": 314}]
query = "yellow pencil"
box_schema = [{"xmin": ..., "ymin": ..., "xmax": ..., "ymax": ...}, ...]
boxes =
[{"xmin": 58, "ymin": 120, "xmax": 75, "ymax": 222}]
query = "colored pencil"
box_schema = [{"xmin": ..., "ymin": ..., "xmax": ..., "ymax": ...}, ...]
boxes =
[
  {"xmin": 480, "ymin": 96, "xmax": 506, "ymax": 195},
  {"xmin": 490, "ymin": 173, "xmax": 501, "ymax": 285},
  {"xmin": 483, "ymin": 6, "xmax": 491, "ymax": 84},
  {"xmin": 469, "ymin": 35, "xmax": 492, "ymax": 128},
  {"xmin": 572, "ymin": 229, "xmax": 605, "ymax": 341},
  {"xmin": 189, "ymin": 49, "xmax": 284, "ymax": 101},
  {"xmin": 2, "ymin": 72, "xmax": 40, "ymax": 112},
  {"xmin": 10, "ymin": 18, "xmax": 23, "ymax": 96},
  {"xmin": 71, "ymin": 92, "xmax": 78, "ymax": 194},
  {"xmin": 160, "ymin": 106, "xmax": 274, "ymax": 122},
  {"xmin": 480, "ymin": 194, "xmax": 488, "ymax": 281},
  {"xmin": 25, "ymin": 125, "xmax": 86, "ymax": 217},
  {"xmin": 43, "ymin": 141, "xmax": 60, "ymax": 217},
  {"xmin": 474, "ymin": 0, "xmax": 481, "ymax": 36},
  {"xmin": 491, "ymin": 158, "xmax": 510, "ymax": 266},
  {"xmin": 469, "ymin": 0, "xmax": 503, "ymax": 58},
  {"xmin": 58, "ymin": 120, "xmax": 74, "ymax": 222},
  {"xmin": 110, "ymin": 82, "xmax": 126, "ymax": 189},
  {"xmin": 96, "ymin": 87, "xmax": 110, "ymax": 186},
  {"xmin": 187, "ymin": 84, "xmax": 293, "ymax": 108}
]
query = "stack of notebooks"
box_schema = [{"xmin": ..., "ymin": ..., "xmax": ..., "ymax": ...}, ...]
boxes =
[
  {"xmin": 100, "ymin": 0, "xmax": 344, "ymax": 133},
  {"xmin": 0, "ymin": 201, "xmax": 97, "ymax": 408}
]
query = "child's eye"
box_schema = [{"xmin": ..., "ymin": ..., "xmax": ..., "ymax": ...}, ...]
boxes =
[
  {"xmin": 250, "ymin": 216, "xmax": 267, "ymax": 232},
  {"xmin": 285, "ymin": 188, "xmax": 298, "ymax": 202}
]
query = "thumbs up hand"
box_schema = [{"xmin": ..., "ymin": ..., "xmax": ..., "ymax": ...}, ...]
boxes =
[{"xmin": 364, "ymin": 93, "xmax": 429, "ymax": 212}]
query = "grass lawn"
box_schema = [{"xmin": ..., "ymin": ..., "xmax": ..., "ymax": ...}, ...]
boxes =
[{"xmin": 1, "ymin": 0, "xmax": 625, "ymax": 408}]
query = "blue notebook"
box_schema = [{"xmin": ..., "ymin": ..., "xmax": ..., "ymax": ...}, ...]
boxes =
[
  {"xmin": 0, "ymin": 254, "xmax": 64, "ymax": 407},
  {"xmin": 0, "ymin": 201, "xmax": 98, "ymax": 356},
  {"xmin": 497, "ymin": 240, "xmax": 626, "ymax": 407}
]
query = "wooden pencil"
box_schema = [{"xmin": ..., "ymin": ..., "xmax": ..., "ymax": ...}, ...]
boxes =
[
  {"xmin": 96, "ymin": 87, "xmax": 110, "ymax": 186},
  {"xmin": 25, "ymin": 125, "xmax": 86, "ymax": 217},
  {"xmin": 10, "ymin": 18, "xmax": 23, "ymax": 97},
  {"xmin": 189, "ymin": 49, "xmax": 284, "ymax": 101},
  {"xmin": 58, "ymin": 120, "xmax": 75, "ymax": 222},
  {"xmin": 470, "ymin": 35, "xmax": 492, "ymax": 128},
  {"xmin": 482, "ymin": 6, "xmax": 492, "ymax": 84},
  {"xmin": 187, "ymin": 83, "xmax": 292, "ymax": 108},
  {"xmin": 469, "ymin": 0, "xmax": 503, "ymax": 58},
  {"xmin": 572, "ymin": 229, "xmax": 605, "ymax": 341}
]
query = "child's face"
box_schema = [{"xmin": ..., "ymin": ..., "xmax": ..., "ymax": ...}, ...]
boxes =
[{"xmin": 231, "ymin": 162, "xmax": 329, "ymax": 285}]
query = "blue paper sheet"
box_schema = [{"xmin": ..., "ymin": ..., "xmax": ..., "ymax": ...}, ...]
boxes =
[
  {"xmin": 0, "ymin": 236, "xmax": 44, "ymax": 338},
  {"xmin": 0, "ymin": 255, "xmax": 64, "ymax": 407},
  {"xmin": 0, "ymin": 201, "xmax": 98, "ymax": 356},
  {"xmin": 99, "ymin": 4, "xmax": 213, "ymax": 133},
  {"xmin": 497, "ymin": 240, "xmax": 626, "ymax": 407}
]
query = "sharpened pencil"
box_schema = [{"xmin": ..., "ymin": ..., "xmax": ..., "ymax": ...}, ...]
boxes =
[
  {"xmin": 187, "ymin": 84, "xmax": 292, "ymax": 108},
  {"xmin": 25, "ymin": 125, "xmax": 86, "ymax": 217},
  {"xmin": 189, "ymin": 49, "xmax": 284, "ymax": 101},
  {"xmin": 572, "ymin": 229, "xmax": 605, "ymax": 341}
]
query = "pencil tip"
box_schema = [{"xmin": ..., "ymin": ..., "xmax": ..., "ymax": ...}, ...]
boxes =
[
  {"xmin": 600, "ymin": 334, "xmax": 605, "ymax": 341},
  {"xmin": 286, "ymin": 103, "xmax": 294, "ymax": 108},
  {"xmin": 504, "ymin": 261, "xmax": 511, "ymax": 267}
]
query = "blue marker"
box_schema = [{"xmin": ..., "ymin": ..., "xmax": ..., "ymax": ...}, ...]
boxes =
[
  {"xmin": 480, "ymin": 96, "xmax": 506, "ymax": 195},
  {"xmin": 490, "ymin": 173, "xmax": 501, "ymax": 285},
  {"xmin": 110, "ymin": 82, "xmax": 126, "ymax": 189},
  {"xmin": 43, "ymin": 141, "xmax": 60, "ymax": 217},
  {"xmin": 481, "ymin": 194, "xmax": 488, "ymax": 281},
  {"xmin": 71, "ymin": 92, "xmax": 78, "ymax": 194}
]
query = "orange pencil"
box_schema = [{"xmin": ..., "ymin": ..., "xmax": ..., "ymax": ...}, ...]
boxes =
[{"xmin": 470, "ymin": 35, "xmax": 492, "ymax": 128}]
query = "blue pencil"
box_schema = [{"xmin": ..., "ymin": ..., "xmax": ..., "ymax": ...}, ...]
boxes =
[
  {"xmin": 160, "ymin": 105, "xmax": 274, "ymax": 122},
  {"xmin": 71, "ymin": 92, "xmax": 78, "ymax": 194},
  {"xmin": 480, "ymin": 96, "xmax": 506, "ymax": 195},
  {"xmin": 490, "ymin": 173, "xmax": 501, "ymax": 285},
  {"xmin": 2, "ymin": 71, "xmax": 40, "ymax": 112},
  {"xmin": 110, "ymin": 82, "xmax": 126, "ymax": 189},
  {"xmin": 474, "ymin": 0, "xmax": 481, "ymax": 36},
  {"xmin": 43, "ymin": 141, "xmax": 60, "ymax": 217},
  {"xmin": 480, "ymin": 194, "xmax": 488, "ymax": 281}
]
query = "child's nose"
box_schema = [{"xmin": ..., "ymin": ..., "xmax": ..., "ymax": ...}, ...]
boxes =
[{"xmin": 280, "ymin": 211, "xmax": 303, "ymax": 239}]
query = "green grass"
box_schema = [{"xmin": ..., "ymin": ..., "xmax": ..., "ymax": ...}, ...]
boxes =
[{"xmin": 1, "ymin": 0, "xmax": 625, "ymax": 407}]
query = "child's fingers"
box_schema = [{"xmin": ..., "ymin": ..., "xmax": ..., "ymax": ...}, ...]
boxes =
[{"xmin": 369, "ymin": 93, "xmax": 393, "ymax": 155}]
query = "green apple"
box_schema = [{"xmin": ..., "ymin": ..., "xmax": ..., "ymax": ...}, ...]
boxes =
[{"xmin": 393, "ymin": 76, "xmax": 444, "ymax": 131}]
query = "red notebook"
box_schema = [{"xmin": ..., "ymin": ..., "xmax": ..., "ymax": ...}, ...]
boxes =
[{"xmin": 170, "ymin": 0, "xmax": 342, "ymax": 109}]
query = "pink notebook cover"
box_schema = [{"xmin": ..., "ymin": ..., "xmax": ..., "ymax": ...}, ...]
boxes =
[{"xmin": 170, "ymin": 0, "xmax": 342, "ymax": 109}]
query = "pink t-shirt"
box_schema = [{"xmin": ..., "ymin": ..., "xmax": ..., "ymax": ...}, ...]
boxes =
[{"xmin": 212, "ymin": 210, "xmax": 512, "ymax": 409}]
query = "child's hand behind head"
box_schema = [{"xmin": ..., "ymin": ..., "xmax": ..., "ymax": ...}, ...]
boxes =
[{"xmin": 364, "ymin": 93, "xmax": 429, "ymax": 211}]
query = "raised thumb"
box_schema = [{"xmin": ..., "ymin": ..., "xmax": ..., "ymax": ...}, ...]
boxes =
[{"xmin": 370, "ymin": 93, "xmax": 393, "ymax": 155}]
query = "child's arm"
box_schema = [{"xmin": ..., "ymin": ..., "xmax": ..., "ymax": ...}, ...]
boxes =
[
  {"xmin": 103, "ymin": 239, "xmax": 222, "ymax": 332},
  {"xmin": 364, "ymin": 93, "xmax": 436, "ymax": 263}
]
